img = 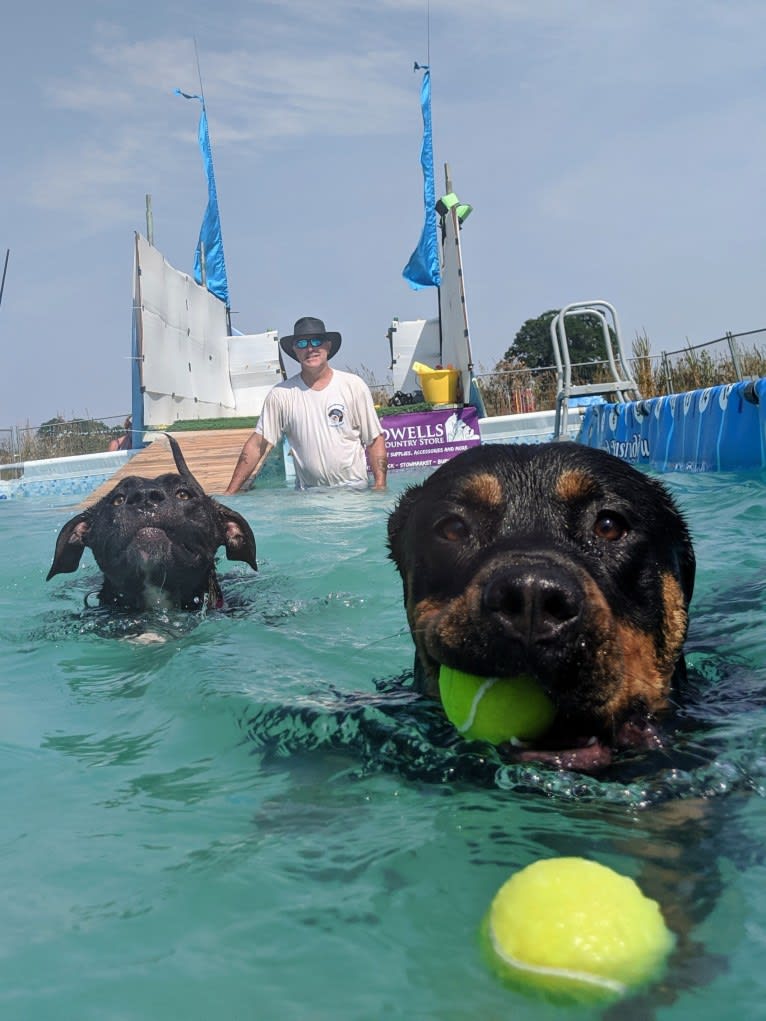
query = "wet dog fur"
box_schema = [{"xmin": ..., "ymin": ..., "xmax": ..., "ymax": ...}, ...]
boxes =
[
  {"xmin": 47, "ymin": 435, "xmax": 256, "ymax": 611},
  {"xmin": 387, "ymin": 442, "xmax": 695, "ymax": 772}
]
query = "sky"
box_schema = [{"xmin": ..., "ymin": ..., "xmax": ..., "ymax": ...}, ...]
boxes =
[{"xmin": 3, "ymin": 0, "xmax": 766, "ymax": 426}]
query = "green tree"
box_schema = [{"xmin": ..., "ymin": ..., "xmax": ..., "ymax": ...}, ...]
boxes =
[
  {"xmin": 36, "ymin": 416, "xmax": 118, "ymax": 457},
  {"xmin": 499, "ymin": 310, "xmax": 609, "ymax": 370}
]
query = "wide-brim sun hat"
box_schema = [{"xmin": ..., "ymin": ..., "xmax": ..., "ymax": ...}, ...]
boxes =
[{"xmin": 280, "ymin": 316, "xmax": 342, "ymax": 361}]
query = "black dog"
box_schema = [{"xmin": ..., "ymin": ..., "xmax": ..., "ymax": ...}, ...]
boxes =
[
  {"xmin": 388, "ymin": 442, "xmax": 695, "ymax": 771},
  {"xmin": 47, "ymin": 435, "xmax": 257, "ymax": 610}
]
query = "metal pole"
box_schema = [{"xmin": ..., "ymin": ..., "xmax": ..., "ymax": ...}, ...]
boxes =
[
  {"xmin": 194, "ymin": 37, "xmax": 231, "ymax": 331},
  {"xmin": 726, "ymin": 330, "xmax": 744, "ymax": 381},
  {"xmin": 436, "ymin": 163, "xmax": 452, "ymax": 360},
  {"xmin": 145, "ymin": 195, "xmax": 154, "ymax": 247},
  {"xmin": 0, "ymin": 248, "xmax": 9, "ymax": 308},
  {"xmin": 199, "ymin": 241, "xmax": 207, "ymax": 287},
  {"xmin": 194, "ymin": 37, "xmax": 206, "ymax": 105}
]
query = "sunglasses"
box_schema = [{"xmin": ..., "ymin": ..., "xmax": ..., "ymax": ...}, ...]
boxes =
[{"xmin": 293, "ymin": 337, "xmax": 327, "ymax": 349}]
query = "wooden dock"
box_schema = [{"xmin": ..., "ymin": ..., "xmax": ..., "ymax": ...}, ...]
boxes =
[{"xmin": 82, "ymin": 430, "xmax": 253, "ymax": 507}]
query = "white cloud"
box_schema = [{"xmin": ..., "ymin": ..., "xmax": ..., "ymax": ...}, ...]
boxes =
[{"xmin": 6, "ymin": 0, "xmax": 766, "ymax": 421}]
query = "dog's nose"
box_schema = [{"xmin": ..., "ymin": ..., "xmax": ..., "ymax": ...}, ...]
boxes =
[
  {"xmin": 128, "ymin": 488, "xmax": 166, "ymax": 509},
  {"xmin": 482, "ymin": 562, "xmax": 581, "ymax": 645}
]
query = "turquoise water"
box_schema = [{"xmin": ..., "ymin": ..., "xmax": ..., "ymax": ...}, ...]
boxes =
[{"xmin": 1, "ymin": 466, "xmax": 765, "ymax": 1019}]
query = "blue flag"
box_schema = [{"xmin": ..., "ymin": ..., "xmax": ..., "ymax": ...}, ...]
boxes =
[
  {"xmin": 402, "ymin": 67, "xmax": 441, "ymax": 290},
  {"xmin": 175, "ymin": 89, "xmax": 230, "ymax": 307}
]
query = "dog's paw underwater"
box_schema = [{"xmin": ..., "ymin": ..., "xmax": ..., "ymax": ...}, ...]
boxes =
[
  {"xmin": 47, "ymin": 435, "xmax": 257, "ymax": 612},
  {"xmin": 387, "ymin": 442, "xmax": 696, "ymax": 772}
]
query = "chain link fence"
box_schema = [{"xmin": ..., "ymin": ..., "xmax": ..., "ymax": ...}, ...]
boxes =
[
  {"xmin": 476, "ymin": 328, "xmax": 766, "ymax": 417},
  {"xmin": 0, "ymin": 415, "xmax": 131, "ymax": 472},
  {"xmin": 637, "ymin": 328, "xmax": 766, "ymax": 396},
  {"xmin": 3, "ymin": 327, "xmax": 765, "ymax": 464}
]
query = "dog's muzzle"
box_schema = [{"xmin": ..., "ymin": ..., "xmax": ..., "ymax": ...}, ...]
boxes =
[{"xmin": 481, "ymin": 557, "xmax": 584, "ymax": 649}]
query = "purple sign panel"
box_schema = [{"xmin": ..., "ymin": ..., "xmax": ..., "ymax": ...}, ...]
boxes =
[{"xmin": 376, "ymin": 406, "xmax": 481, "ymax": 471}]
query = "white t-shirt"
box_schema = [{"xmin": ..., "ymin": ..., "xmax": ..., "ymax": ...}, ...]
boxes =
[{"xmin": 256, "ymin": 369, "xmax": 383, "ymax": 488}]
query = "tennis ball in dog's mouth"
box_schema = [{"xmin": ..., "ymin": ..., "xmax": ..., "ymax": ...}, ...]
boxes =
[
  {"xmin": 438, "ymin": 666, "xmax": 555, "ymax": 744},
  {"xmin": 483, "ymin": 857, "xmax": 674, "ymax": 1003}
]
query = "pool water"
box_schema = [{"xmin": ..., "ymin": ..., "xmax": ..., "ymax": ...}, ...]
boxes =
[{"xmin": 1, "ymin": 466, "xmax": 765, "ymax": 1019}]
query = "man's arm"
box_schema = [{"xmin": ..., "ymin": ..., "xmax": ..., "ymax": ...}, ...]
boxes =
[
  {"xmin": 367, "ymin": 433, "xmax": 388, "ymax": 490},
  {"xmin": 224, "ymin": 432, "xmax": 274, "ymax": 494}
]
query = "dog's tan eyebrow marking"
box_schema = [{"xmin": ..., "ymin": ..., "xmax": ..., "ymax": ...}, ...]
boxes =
[
  {"xmin": 458, "ymin": 472, "xmax": 505, "ymax": 508},
  {"xmin": 555, "ymin": 469, "xmax": 599, "ymax": 503}
]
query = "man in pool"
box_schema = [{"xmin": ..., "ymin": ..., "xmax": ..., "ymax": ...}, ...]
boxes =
[{"xmin": 224, "ymin": 316, "xmax": 388, "ymax": 493}]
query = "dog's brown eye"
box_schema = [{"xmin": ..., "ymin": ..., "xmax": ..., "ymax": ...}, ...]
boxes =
[
  {"xmin": 112, "ymin": 494, "xmax": 125, "ymax": 506},
  {"xmin": 435, "ymin": 515, "xmax": 469, "ymax": 543},
  {"xmin": 593, "ymin": 511, "xmax": 628, "ymax": 541},
  {"xmin": 176, "ymin": 489, "xmax": 192, "ymax": 501}
]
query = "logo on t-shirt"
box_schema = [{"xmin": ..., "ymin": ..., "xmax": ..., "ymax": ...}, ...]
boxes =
[{"xmin": 327, "ymin": 404, "xmax": 345, "ymax": 427}]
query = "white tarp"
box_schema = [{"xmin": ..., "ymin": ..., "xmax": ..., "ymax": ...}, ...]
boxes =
[
  {"xmin": 135, "ymin": 234, "xmax": 236, "ymax": 424},
  {"xmin": 227, "ymin": 331, "xmax": 283, "ymax": 415},
  {"xmin": 388, "ymin": 318, "xmax": 442, "ymax": 393}
]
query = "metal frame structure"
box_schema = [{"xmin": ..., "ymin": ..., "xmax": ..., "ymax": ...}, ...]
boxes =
[{"xmin": 550, "ymin": 299, "xmax": 641, "ymax": 440}]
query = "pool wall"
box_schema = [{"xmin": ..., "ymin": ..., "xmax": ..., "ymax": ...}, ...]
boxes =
[
  {"xmin": 0, "ymin": 450, "xmax": 135, "ymax": 500},
  {"xmin": 578, "ymin": 377, "xmax": 766, "ymax": 472}
]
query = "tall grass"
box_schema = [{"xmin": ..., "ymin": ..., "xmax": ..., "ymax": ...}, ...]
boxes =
[
  {"xmin": 476, "ymin": 331, "xmax": 766, "ymax": 417},
  {"xmin": 0, "ymin": 416, "xmax": 128, "ymax": 468}
]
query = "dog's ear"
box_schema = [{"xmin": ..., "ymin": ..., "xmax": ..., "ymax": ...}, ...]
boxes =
[
  {"xmin": 47, "ymin": 513, "xmax": 91, "ymax": 579},
  {"xmin": 387, "ymin": 484, "xmax": 422, "ymax": 574},
  {"xmin": 676, "ymin": 535, "xmax": 696, "ymax": 605},
  {"xmin": 216, "ymin": 503, "xmax": 257, "ymax": 570},
  {"xmin": 659, "ymin": 486, "xmax": 695, "ymax": 605}
]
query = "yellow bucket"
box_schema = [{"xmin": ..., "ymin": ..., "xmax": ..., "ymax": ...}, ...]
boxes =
[{"xmin": 412, "ymin": 362, "xmax": 460, "ymax": 404}]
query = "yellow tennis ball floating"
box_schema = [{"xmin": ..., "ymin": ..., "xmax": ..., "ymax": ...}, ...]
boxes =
[
  {"xmin": 483, "ymin": 857, "xmax": 675, "ymax": 1003},
  {"xmin": 438, "ymin": 665, "xmax": 556, "ymax": 744}
]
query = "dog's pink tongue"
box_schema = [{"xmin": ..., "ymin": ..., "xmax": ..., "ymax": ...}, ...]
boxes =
[
  {"xmin": 133, "ymin": 526, "xmax": 171, "ymax": 559},
  {"xmin": 135, "ymin": 526, "xmax": 167, "ymax": 540},
  {"xmin": 504, "ymin": 740, "xmax": 614, "ymax": 772},
  {"xmin": 499, "ymin": 717, "xmax": 665, "ymax": 773}
]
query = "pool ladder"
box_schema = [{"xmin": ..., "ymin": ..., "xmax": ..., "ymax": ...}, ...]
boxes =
[{"xmin": 550, "ymin": 300, "xmax": 642, "ymax": 440}]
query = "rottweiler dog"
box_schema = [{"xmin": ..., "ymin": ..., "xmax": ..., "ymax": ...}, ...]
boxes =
[
  {"xmin": 47, "ymin": 435, "xmax": 256, "ymax": 611},
  {"xmin": 388, "ymin": 442, "xmax": 695, "ymax": 772}
]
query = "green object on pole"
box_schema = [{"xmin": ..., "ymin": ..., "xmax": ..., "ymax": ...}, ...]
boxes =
[{"xmin": 436, "ymin": 192, "xmax": 460, "ymax": 216}]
